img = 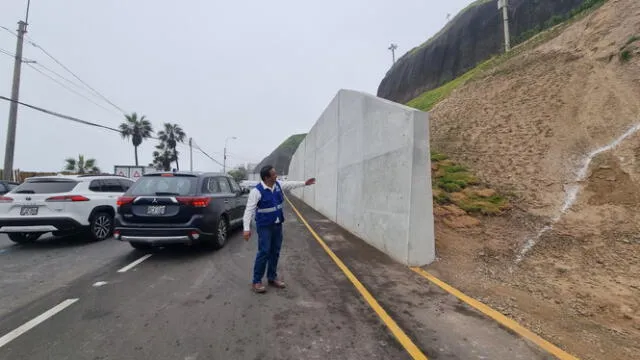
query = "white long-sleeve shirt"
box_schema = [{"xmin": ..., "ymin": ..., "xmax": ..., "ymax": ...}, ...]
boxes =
[{"xmin": 242, "ymin": 180, "xmax": 307, "ymax": 231}]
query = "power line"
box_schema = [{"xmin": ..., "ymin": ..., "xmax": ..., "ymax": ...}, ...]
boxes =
[
  {"xmin": 32, "ymin": 62, "xmax": 99, "ymax": 98},
  {"xmin": 0, "ymin": 48, "xmax": 36, "ymax": 63},
  {"xmin": 26, "ymin": 40, "xmax": 128, "ymax": 114},
  {"xmin": 0, "ymin": 48, "xmax": 15, "ymax": 58},
  {"xmin": 0, "ymin": 25, "xmax": 17, "ymax": 37},
  {"xmin": 0, "ymin": 95, "xmax": 225, "ymax": 167},
  {"xmin": 3, "ymin": 27, "xmax": 221, "ymax": 168},
  {"xmin": 24, "ymin": 63, "xmax": 122, "ymax": 116},
  {"xmin": 190, "ymin": 139, "xmax": 224, "ymax": 167},
  {"xmin": 0, "ymin": 95, "xmax": 121, "ymax": 133}
]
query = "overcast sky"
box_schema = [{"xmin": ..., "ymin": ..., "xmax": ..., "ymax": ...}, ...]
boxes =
[{"xmin": 0, "ymin": 0, "xmax": 472, "ymax": 174}]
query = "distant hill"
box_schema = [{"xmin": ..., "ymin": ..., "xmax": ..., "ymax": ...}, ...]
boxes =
[{"xmin": 253, "ymin": 134, "xmax": 306, "ymax": 175}]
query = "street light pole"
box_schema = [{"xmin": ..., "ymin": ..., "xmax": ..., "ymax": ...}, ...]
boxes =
[
  {"xmin": 498, "ymin": 0, "xmax": 511, "ymax": 52},
  {"xmin": 223, "ymin": 136, "xmax": 237, "ymax": 173},
  {"xmin": 388, "ymin": 43, "xmax": 398, "ymax": 65},
  {"xmin": 189, "ymin": 137, "xmax": 193, "ymax": 172}
]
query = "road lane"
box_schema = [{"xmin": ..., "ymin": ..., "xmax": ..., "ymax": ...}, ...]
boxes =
[
  {"xmin": 0, "ymin": 234, "xmax": 138, "ymax": 320},
  {"xmin": 0, "ymin": 212, "xmax": 410, "ymax": 360},
  {"xmin": 0, "ymin": 198, "xmax": 562, "ymax": 359}
]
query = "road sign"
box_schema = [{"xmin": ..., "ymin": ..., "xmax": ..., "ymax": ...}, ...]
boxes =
[
  {"xmin": 114, "ymin": 167, "xmax": 130, "ymax": 178},
  {"xmin": 131, "ymin": 169, "xmax": 142, "ymax": 181}
]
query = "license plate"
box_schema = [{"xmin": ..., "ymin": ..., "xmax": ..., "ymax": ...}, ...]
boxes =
[
  {"xmin": 20, "ymin": 206, "xmax": 38, "ymax": 216},
  {"xmin": 146, "ymin": 205, "xmax": 166, "ymax": 216}
]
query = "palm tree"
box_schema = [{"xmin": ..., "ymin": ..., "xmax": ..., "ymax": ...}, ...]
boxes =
[
  {"xmin": 150, "ymin": 143, "xmax": 175, "ymax": 171},
  {"xmin": 157, "ymin": 123, "xmax": 186, "ymax": 170},
  {"xmin": 64, "ymin": 155, "xmax": 100, "ymax": 174},
  {"xmin": 119, "ymin": 112, "xmax": 154, "ymax": 166}
]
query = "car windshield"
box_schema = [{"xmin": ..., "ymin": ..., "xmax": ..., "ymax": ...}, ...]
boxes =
[
  {"xmin": 128, "ymin": 176, "xmax": 198, "ymax": 196},
  {"xmin": 11, "ymin": 179, "xmax": 79, "ymax": 194}
]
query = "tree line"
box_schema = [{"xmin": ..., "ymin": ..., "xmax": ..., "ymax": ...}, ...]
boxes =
[{"xmin": 63, "ymin": 112, "xmax": 187, "ymax": 174}]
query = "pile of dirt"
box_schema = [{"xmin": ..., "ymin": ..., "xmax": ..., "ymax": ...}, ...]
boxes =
[{"xmin": 425, "ymin": 0, "xmax": 640, "ymax": 358}]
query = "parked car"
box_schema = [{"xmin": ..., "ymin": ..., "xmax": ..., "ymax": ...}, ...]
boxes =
[
  {"xmin": 239, "ymin": 180, "xmax": 258, "ymax": 191},
  {"xmin": 0, "ymin": 174, "xmax": 134, "ymax": 243},
  {"xmin": 0, "ymin": 180, "xmax": 19, "ymax": 195},
  {"xmin": 113, "ymin": 171, "xmax": 249, "ymax": 251}
]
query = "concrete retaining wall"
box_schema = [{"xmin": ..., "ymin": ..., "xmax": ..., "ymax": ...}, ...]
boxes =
[{"xmin": 288, "ymin": 89, "xmax": 435, "ymax": 266}]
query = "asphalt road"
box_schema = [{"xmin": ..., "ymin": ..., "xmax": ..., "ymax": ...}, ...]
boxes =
[{"xmin": 0, "ymin": 201, "xmax": 553, "ymax": 360}]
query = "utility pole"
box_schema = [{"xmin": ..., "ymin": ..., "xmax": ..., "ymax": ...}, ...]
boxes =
[
  {"xmin": 3, "ymin": 18, "xmax": 28, "ymax": 181},
  {"xmin": 189, "ymin": 137, "xmax": 193, "ymax": 172},
  {"xmin": 498, "ymin": 0, "xmax": 511, "ymax": 52},
  {"xmin": 223, "ymin": 136, "xmax": 237, "ymax": 173},
  {"xmin": 388, "ymin": 43, "xmax": 398, "ymax": 65}
]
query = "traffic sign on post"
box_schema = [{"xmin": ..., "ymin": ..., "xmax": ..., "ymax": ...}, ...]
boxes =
[{"xmin": 114, "ymin": 166, "xmax": 130, "ymax": 178}]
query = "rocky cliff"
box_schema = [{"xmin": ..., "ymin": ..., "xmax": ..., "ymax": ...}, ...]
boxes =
[
  {"xmin": 377, "ymin": 0, "xmax": 599, "ymax": 104},
  {"xmin": 253, "ymin": 134, "xmax": 306, "ymax": 175}
]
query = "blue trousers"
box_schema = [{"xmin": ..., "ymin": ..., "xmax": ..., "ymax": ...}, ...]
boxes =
[{"xmin": 252, "ymin": 223, "xmax": 283, "ymax": 284}]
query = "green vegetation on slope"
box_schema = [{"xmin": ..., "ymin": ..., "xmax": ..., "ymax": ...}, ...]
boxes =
[
  {"xmin": 431, "ymin": 151, "xmax": 509, "ymax": 216},
  {"xmin": 280, "ymin": 134, "xmax": 306, "ymax": 152},
  {"xmin": 406, "ymin": 0, "xmax": 609, "ymax": 112},
  {"xmin": 619, "ymin": 35, "xmax": 639, "ymax": 63},
  {"xmin": 406, "ymin": 59, "xmax": 493, "ymax": 112},
  {"xmin": 254, "ymin": 133, "xmax": 307, "ymax": 175}
]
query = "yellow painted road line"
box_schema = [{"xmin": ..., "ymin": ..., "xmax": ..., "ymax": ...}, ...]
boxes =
[
  {"xmin": 410, "ymin": 267, "xmax": 580, "ymax": 360},
  {"xmin": 285, "ymin": 196, "xmax": 428, "ymax": 360}
]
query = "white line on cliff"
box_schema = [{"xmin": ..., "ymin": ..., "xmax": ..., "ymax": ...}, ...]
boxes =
[{"xmin": 515, "ymin": 122, "xmax": 640, "ymax": 263}]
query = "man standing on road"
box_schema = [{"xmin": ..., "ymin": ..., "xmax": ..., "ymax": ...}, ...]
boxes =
[{"xmin": 243, "ymin": 165, "xmax": 316, "ymax": 293}]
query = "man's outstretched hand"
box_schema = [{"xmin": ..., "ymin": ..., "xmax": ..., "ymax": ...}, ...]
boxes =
[
  {"xmin": 305, "ymin": 178, "xmax": 316, "ymax": 186},
  {"xmin": 243, "ymin": 231, "xmax": 251, "ymax": 241}
]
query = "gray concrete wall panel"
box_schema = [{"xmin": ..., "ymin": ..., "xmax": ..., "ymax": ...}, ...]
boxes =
[{"xmin": 288, "ymin": 89, "xmax": 435, "ymax": 266}]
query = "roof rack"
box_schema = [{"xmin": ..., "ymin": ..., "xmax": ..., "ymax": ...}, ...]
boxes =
[{"xmin": 76, "ymin": 173, "xmax": 131, "ymax": 178}]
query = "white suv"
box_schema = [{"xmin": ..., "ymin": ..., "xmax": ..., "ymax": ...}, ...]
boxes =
[{"xmin": 0, "ymin": 174, "xmax": 134, "ymax": 243}]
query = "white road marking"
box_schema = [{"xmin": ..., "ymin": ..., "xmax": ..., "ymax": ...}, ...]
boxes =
[
  {"xmin": 92, "ymin": 281, "xmax": 108, "ymax": 287},
  {"xmin": 117, "ymin": 254, "xmax": 152, "ymax": 273},
  {"xmin": 0, "ymin": 298, "xmax": 78, "ymax": 349}
]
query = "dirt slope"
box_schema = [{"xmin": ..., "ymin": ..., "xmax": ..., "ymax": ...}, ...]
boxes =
[{"xmin": 425, "ymin": 0, "xmax": 640, "ymax": 358}]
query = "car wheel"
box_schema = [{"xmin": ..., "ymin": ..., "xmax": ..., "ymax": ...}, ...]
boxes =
[
  {"xmin": 90, "ymin": 212, "xmax": 113, "ymax": 241},
  {"xmin": 205, "ymin": 216, "xmax": 229, "ymax": 250},
  {"xmin": 8, "ymin": 232, "xmax": 43, "ymax": 244}
]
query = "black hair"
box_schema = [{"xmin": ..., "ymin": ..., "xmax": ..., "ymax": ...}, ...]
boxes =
[{"xmin": 260, "ymin": 165, "xmax": 275, "ymax": 181}]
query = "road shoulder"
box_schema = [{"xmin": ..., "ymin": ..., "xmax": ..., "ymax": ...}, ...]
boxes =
[{"xmin": 286, "ymin": 194, "xmax": 552, "ymax": 360}]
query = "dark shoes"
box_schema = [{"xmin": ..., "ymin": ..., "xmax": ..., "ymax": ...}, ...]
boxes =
[
  {"xmin": 252, "ymin": 279, "xmax": 286, "ymax": 293},
  {"xmin": 268, "ymin": 279, "xmax": 286, "ymax": 288}
]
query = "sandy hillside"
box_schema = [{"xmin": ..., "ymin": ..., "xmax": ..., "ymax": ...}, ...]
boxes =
[{"xmin": 426, "ymin": 0, "xmax": 640, "ymax": 359}]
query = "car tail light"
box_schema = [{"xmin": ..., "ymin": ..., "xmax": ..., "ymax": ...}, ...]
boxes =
[
  {"xmin": 0, "ymin": 196, "xmax": 13, "ymax": 203},
  {"xmin": 161, "ymin": 173, "xmax": 174, "ymax": 177},
  {"xmin": 46, "ymin": 195, "xmax": 90, "ymax": 202},
  {"xmin": 176, "ymin": 196, "xmax": 211, "ymax": 208},
  {"xmin": 116, "ymin": 196, "xmax": 134, "ymax": 207}
]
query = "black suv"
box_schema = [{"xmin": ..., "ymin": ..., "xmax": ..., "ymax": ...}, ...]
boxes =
[{"xmin": 113, "ymin": 172, "xmax": 249, "ymax": 250}]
